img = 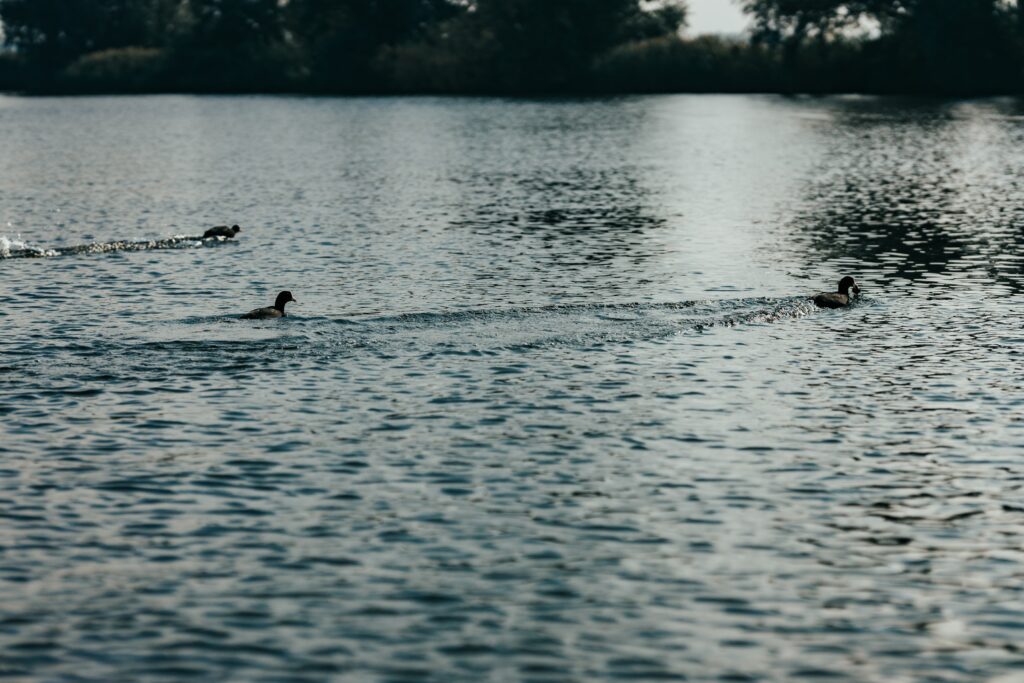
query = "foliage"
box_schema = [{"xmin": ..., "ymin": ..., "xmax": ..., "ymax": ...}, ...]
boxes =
[
  {"xmin": 741, "ymin": 0, "xmax": 1022, "ymax": 94},
  {"xmin": 0, "ymin": 50, "xmax": 31, "ymax": 90},
  {"xmin": 462, "ymin": 0, "xmax": 687, "ymax": 91},
  {"xmin": 286, "ymin": 0, "xmax": 464, "ymax": 91},
  {"xmin": 182, "ymin": 0, "xmax": 285, "ymax": 47},
  {"xmin": 374, "ymin": 0, "xmax": 687, "ymax": 93},
  {"xmin": 62, "ymin": 47, "xmax": 167, "ymax": 92},
  {"xmin": 0, "ymin": 0, "xmax": 169, "ymax": 71},
  {"xmin": 373, "ymin": 20, "xmax": 488, "ymax": 93},
  {"xmin": 592, "ymin": 35, "xmax": 782, "ymax": 93}
]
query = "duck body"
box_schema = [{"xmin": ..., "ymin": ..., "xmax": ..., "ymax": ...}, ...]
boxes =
[
  {"xmin": 812, "ymin": 276, "xmax": 860, "ymax": 309},
  {"xmin": 241, "ymin": 291, "xmax": 295, "ymax": 319},
  {"xmin": 203, "ymin": 224, "xmax": 242, "ymax": 239},
  {"xmin": 242, "ymin": 306, "xmax": 285, "ymax": 319},
  {"xmin": 813, "ymin": 292, "xmax": 852, "ymax": 308}
]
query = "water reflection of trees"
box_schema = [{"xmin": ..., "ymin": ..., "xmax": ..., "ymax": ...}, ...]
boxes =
[
  {"xmin": 444, "ymin": 100, "xmax": 671, "ymax": 299},
  {"xmin": 460, "ymin": 166, "xmax": 663, "ymax": 244},
  {"xmin": 787, "ymin": 98, "xmax": 1024, "ymax": 294},
  {"xmin": 449, "ymin": 164, "xmax": 669, "ymax": 296}
]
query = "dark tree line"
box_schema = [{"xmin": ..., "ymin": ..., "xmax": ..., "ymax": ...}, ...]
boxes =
[
  {"xmin": 1, "ymin": 0, "xmax": 1023, "ymax": 94},
  {"xmin": 0, "ymin": 0, "xmax": 686, "ymax": 92},
  {"xmin": 738, "ymin": 0, "xmax": 1024, "ymax": 93}
]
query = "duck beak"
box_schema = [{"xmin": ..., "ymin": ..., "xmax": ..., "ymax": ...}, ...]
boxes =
[{"xmin": 853, "ymin": 285, "xmax": 861, "ymax": 295}]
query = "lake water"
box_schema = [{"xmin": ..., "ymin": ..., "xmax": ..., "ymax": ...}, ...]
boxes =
[{"xmin": 1, "ymin": 94, "xmax": 1022, "ymax": 682}]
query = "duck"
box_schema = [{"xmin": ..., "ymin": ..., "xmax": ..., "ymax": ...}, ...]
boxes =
[
  {"xmin": 241, "ymin": 291, "xmax": 295, "ymax": 319},
  {"xmin": 203, "ymin": 224, "xmax": 242, "ymax": 239},
  {"xmin": 812, "ymin": 276, "xmax": 861, "ymax": 309}
]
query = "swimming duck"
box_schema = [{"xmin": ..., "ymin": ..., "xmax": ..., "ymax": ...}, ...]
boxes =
[
  {"xmin": 813, "ymin": 276, "xmax": 860, "ymax": 309},
  {"xmin": 241, "ymin": 291, "xmax": 295, "ymax": 319},
  {"xmin": 203, "ymin": 224, "xmax": 242, "ymax": 239}
]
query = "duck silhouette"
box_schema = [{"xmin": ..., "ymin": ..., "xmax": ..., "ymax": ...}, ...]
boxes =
[
  {"xmin": 241, "ymin": 291, "xmax": 295, "ymax": 319},
  {"xmin": 203, "ymin": 224, "xmax": 242, "ymax": 239},
  {"xmin": 813, "ymin": 276, "xmax": 860, "ymax": 309}
]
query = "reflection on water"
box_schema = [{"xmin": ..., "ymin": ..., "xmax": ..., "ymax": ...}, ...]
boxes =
[
  {"xmin": 789, "ymin": 97, "xmax": 1024, "ymax": 294},
  {"xmin": 0, "ymin": 94, "xmax": 1023, "ymax": 682},
  {"xmin": 453, "ymin": 166, "xmax": 669, "ymax": 300}
]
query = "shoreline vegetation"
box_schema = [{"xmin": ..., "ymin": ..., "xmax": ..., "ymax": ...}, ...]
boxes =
[{"xmin": 1, "ymin": 1, "xmax": 1022, "ymax": 97}]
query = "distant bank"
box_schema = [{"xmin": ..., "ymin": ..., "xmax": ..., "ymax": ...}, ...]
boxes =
[
  {"xmin": 2, "ymin": 34, "xmax": 1022, "ymax": 98},
  {"xmin": 3, "ymin": 0, "xmax": 1023, "ymax": 98}
]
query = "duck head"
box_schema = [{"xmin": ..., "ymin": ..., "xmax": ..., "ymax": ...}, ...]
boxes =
[
  {"xmin": 838, "ymin": 276, "xmax": 860, "ymax": 296},
  {"xmin": 230, "ymin": 224, "xmax": 241, "ymax": 236},
  {"xmin": 274, "ymin": 290, "xmax": 296, "ymax": 312}
]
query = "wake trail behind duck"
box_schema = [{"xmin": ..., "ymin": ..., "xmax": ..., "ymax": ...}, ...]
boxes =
[
  {"xmin": 4, "ymin": 296, "xmax": 819, "ymax": 385},
  {"xmin": 0, "ymin": 234, "xmax": 236, "ymax": 260},
  {"xmin": 303, "ymin": 296, "xmax": 819, "ymax": 353}
]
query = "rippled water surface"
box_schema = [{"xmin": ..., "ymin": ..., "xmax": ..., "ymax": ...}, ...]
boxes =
[{"xmin": 1, "ymin": 94, "xmax": 1023, "ymax": 682}]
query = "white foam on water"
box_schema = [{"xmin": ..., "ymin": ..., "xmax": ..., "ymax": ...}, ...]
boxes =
[
  {"xmin": 0, "ymin": 234, "xmax": 41, "ymax": 257},
  {"xmin": 0, "ymin": 234, "xmax": 59, "ymax": 258},
  {"xmin": 1, "ymin": 233, "xmax": 29, "ymax": 249},
  {"xmin": 1, "ymin": 233, "xmax": 216, "ymax": 259}
]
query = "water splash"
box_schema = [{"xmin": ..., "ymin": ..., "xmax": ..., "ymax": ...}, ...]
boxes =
[{"xmin": 0, "ymin": 234, "xmax": 58, "ymax": 258}]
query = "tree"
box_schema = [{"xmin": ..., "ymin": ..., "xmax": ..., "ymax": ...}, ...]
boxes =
[
  {"xmin": 0, "ymin": 0, "xmax": 162, "ymax": 71},
  {"xmin": 288, "ymin": 0, "xmax": 463, "ymax": 91},
  {"xmin": 740, "ymin": 0, "xmax": 1018, "ymax": 93},
  {"xmin": 157, "ymin": 0, "xmax": 299, "ymax": 91},
  {"xmin": 464, "ymin": 0, "xmax": 687, "ymax": 91},
  {"xmin": 885, "ymin": 0, "xmax": 1012, "ymax": 92},
  {"xmin": 180, "ymin": 0, "xmax": 285, "ymax": 47}
]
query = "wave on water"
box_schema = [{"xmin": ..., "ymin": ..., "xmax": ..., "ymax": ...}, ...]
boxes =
[
  {"xmin": 373, "ymin": 297, "xmax": 818, "ymax": 350},
  {"xmin": 2, "ymin": 297, "xmax": 822, "ymax": 386},
  {"xmin": 358, "ymin": 298, "xmax": 818, "ymax": 331},
  {"xmin": 0, "ymin": 233, "xmax": 236, "ymax": 259},
  {"xmin": 220, "ymin": 297, "xmax": 821, "ymax": 354}
]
